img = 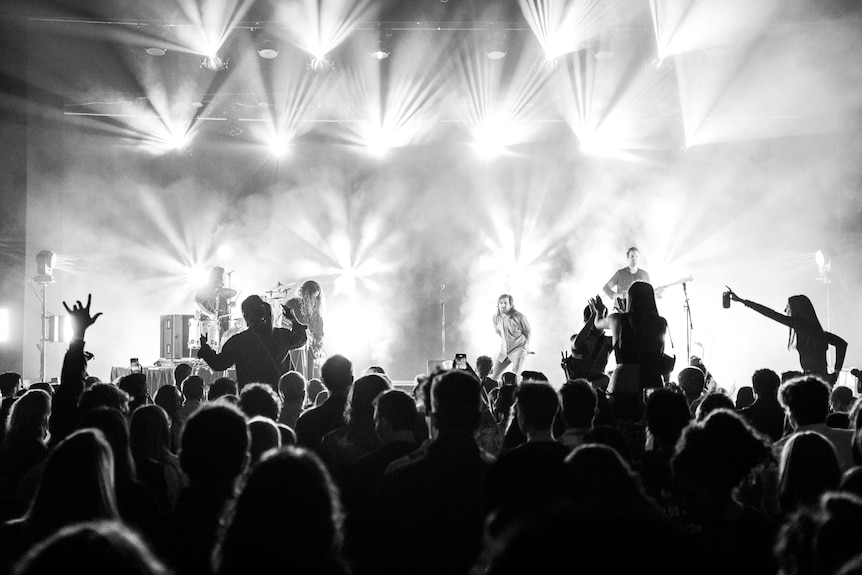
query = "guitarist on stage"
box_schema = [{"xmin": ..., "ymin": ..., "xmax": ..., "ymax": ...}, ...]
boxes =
[{"xmin": 603, "ymin": 247, "xmax": 655, "ymax": 312}]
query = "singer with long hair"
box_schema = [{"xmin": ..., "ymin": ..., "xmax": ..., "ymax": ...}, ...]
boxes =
[
  {"xmin": 727, "ymin": 290, "xmax": 847, "ymax": 383},
  {"xmin": 283, "ymin": 280, "xmax": 326, "ymax": 381}
]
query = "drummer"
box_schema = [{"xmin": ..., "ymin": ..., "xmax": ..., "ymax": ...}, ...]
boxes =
[{"xmin": 193, "ymin": 266, "xmax": 237, "ymax": 346}]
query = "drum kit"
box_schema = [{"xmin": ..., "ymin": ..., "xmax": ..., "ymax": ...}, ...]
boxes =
[{"xmin": 187, "ymin": 287, "xmax": 242, "ymax": 353}]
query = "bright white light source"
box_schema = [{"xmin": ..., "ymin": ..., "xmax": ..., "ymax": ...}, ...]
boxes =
[
  {"xmin": 216, "ymin": 244, "xmax": 233, "ymax": 259},
  {"xmin": 472, "ymin": 117, "xmax": 515, "ymax": 160},
  {"xmin": 364, "ymin": 127, "xmax": 396, "ymax": 157},
  {"xmin": 189, "ymin": 268, "xmax": 210, "ymax": 288},
  {"xmin": 268, "ymin": 136, "xmax": 288, "ymax": 157},
  {"xmin": 201, "ymin": 56, "xmax": 227, "ymax": 71}
]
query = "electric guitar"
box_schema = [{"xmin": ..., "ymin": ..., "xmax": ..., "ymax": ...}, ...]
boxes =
[{"xmin": 613, "ymin": 275, "xmax": 693, "ymax": 313}]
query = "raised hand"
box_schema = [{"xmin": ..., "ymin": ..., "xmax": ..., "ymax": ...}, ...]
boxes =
[
  {"xmin": 726, "ymin": 286, "xmax": 741, "ymax": 302},
  {"xmin": 62, "ymin": 294, "xmax": 102, "ymax": 340},
  {"xmin": 200, "ymin": 333, "xmax": 209, "ymax": 349}
]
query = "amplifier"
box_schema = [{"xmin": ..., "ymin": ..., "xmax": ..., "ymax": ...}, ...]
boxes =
[{"xmin": 160, "ymin": 314, "xmax": 193, "ymax": 361}]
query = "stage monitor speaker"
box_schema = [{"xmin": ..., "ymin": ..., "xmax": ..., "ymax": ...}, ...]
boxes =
[{"xmin": 160, "ymin": 314, "xmax": 193, "ymax": 360}]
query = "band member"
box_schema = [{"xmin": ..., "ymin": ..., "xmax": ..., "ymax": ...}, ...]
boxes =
[
  {"xmin": 603, "ymin": 247, "xmax": 651, "ymax": 312},
  {"xmin": 726, "ymin": 290, "xmax": 847, "ymax": 383},
  {"xmin": 193, "ymin": 267, "xmax": 236, "ymax": 347},
  {"xmin": 198, "ymin": 295, "xmax": 307, "ymax": 389},
  {"xmin": 491, "ymin": 294, "xmax": 531, "ymax": 381},
  {"xmin": 282, "ymin": 280, "xmax": 325, "ymax": 381}
]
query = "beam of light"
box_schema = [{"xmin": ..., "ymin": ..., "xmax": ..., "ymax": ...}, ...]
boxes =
[
  {"xmin": 188, "ymin": 267, "xmax": 210, "ymax": 288},
  {"xmin": 519, "ymin": 0, "xmax": 630, "ymax": 60},
  {"xmin": 453, "ymin": 34, "xmax": 557, "ymax": 158},
  {"xmin": 276, "ymin": 0, "xmax": 377, "ymax": 61},
  {"xmin": 171, "ymin": 0, "xmax": 259, "ymax": 58},
  {"xmin": 559, "ymin": 37, "xmax": 682, "ymax": 160},
  {"xmin": 649, "ymin": 0, "xmax": 779, "ymax": 58},
  {"xmin": 341, "ymin": 29, "xmax": 455, "ymax": 154}
]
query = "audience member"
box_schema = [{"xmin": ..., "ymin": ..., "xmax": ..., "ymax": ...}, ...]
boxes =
[
  {"xmin": 118, "ymin": 373, "xmax": 151, "ymax": 417},
  {"xmin": 305, "ymin": 377, "xmax": 326, "ymax": 409},
  {"xmin": 778, "ymin": 431, "xmax": 841, "ymax": 516},
  {"xmin": 173, "ymin": 363, "xmax": 193, "ymax": 388},
  {"xmin": 14, "ymin": 520, "xmax": 169, "ymax": 575},
  {"xmin": 678, "ymin": 366, "xmax": 707, "ymax": 414},
  {"xmin": 694, "ymin": 391, "xmax": 735, "ymax": 422},
  {"xmin": 641, "ymin": 387, "xmax": 692, "ymax": 519},
  {"xmin": 557, "ymin": 379, "xmax": 597, "ymax": 449},
  {"xmin": 153, "ymin": 384, "xmax": 183, "ymax": 453},
  {"xmin": 672, "ymin": 409, "xmax": 776, "ymax": 575},
  {"xmin": 207, "ymin": 377, "xmax": 237, "ymax": 402},
  {"xmin": 776, "ymin": 375, "xmax": 854, "ymax": 471},
  {"xmin": 828, "ymin": 386, "xmax": 854, "ymax": 429},
  {"xmin": 0, "ymin": 429, "xmax": 119, "ymax": 571},
  {"xmin": 735, "ymin": 386, "xmax": 755, "ymax": 409},
  {"xmin": 374, "ymin": 369, "xmax": 493, "ymax": 575},
  {"xmin": 146, "ymin": 403, "xmax": 249, "ymax": 575},
  {"xmin": 237, "ymin": 382, "xmax": 282, "ymax": 422},
  {"xmin": 0, "ymin": 372, "xmax": 22, "ymax": 448},
  {"xmin": 277, "ymin": 371, "xmax": 306, "ymax": 428},
  {"xmin": 213, "ymin": 447, "xmax": 348, "ymax": 575},
  {"xmin": 248, "ymin": 416, "xmax": 281, "ymax": 464},
  {"xmin": 738, "ymin": 368, "xmax": 786, "ymax": 442},
  {"xmin": 0, "ymin": 390, "xmax": 51, "ymax": 511},
  {"xmin": 179, "ymin": 376, "xmax": 206, "ymax": 421},
  {"xmin": 295, "ymin": 355, "xmax": 354, "ymax": 451},
  {"xmin": 129, "ymin": 404, "xmax": 185, "ymax": 511}
]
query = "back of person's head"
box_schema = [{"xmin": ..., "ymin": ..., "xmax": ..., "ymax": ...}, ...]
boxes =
[
  {"xmin": 832, "ymin": 387, "xmax": 854, "ymax": 414},
  {"xmin": 779, "ymin": 431, "xmax": 841, "ymax": 514},
  {"xmin": 181, "ymin": 375, "xmax": 205, "ymax": 402},
  {"xmin": 776, "ymin": 492, "xmax": 862, "ymax": 575},
  {"xmin": 783, "ymin": 370, "xmax": 804, "ymax": 383},
  {"xmin": 208, "ymin": 377, "xmax": 238, "ymax": 401},
  {"xmin": 153, "ymin": 384, "xmax": 182, "ymax": 420},
  {"xmin": 735, "ymin": 386, "xmax": 755, "ymax": 409},
  {"xmin": 79, "ymin": 383, "xmax": 130, "ymax": 416},
  {"xmin": 240, "ymin": 295, "xmax": 272, "ymax": 329},
  {"xmin": 500, "ymin": 372, "xmax": 517, "ymax": 386},
  {"xmin": 780, "ymin": 376, "xmax": 831, "ymax": 427},
  {"xmin": 345, "ymin": 374, "xmax": 392, "ymax": 429},
  {"xmin": 29, "ymin": 382, "xmax": 54, "ymax": 396},
  {"xmin": 25, "ymin": 429, "xmax": 119, "ymax": 543},
  {"xmin": 248, "ymin": 416, "xmax": 281, "ymax": 464},
  {"xmin": 118, "ymin": 374, "xmax": 148, "ymax": 402},
  {"xmin": 79, "ymin": 407, "xmax": 135, "ymax": 481},
  {"xmin": 695, "ymin": 392, "xmax": 735, "ymax": 422},
  {"xmin": 278, "ymin": 371, "xmax": 306, "ymax": 403},
  {"xmin": 214, "ymin": 447, "xmax": 345, "ymax": 574},
  {"xmin": 321, "ymin": 355, "xmax": 353, "ymax": 395},
  {"xmin": 276, "ymin": 423, "xmax": 296, "ymax": 447},
  {"xmin": 520, "ymin": 371, "xmax": 549, "ymax": 383},
  {"xmin": 6, "ymin": 389, "xmax": 51, "ymax": 445},
  {"xmin": 13, "ymin": 520, "xmax": 169, "ymax": 575},
  {"xmin": 476, "ymin": 355, "xmax": 493, "ymax": 378},
  {"xmin": 752, "ymin": 368, "xmax": 781, "ymax": 398},
  {"xmin": 238, "ymin": 383, "xmax": 282, "ymax": 421},
  {"xmin": 515, "ymin": 382, "xmax": 559, "ymax": 432},
  {"xmin": 786, "ymin": 294, "xmax": 821, "ymax": 327},
  {"xmin": 173, "ymin": 364, "xmax": 193, "ymax": 387},
  {"xmin": 373, "ymin": 389, "xmax": 419, "ymax": 434},
  {"xmin": 672, "ymin": 409, "xmax": 772, "ymax": 496},
  {"xmin": 626, "ymin": 281, "xmax": 658, "ymax": 316},
  {"xmin": 645, "ymin": 387, "xmax": 691, "ymax": 448},
  {"xmin": 0, "ymin": 371, "xmax": 21, "ymax": 396},
  {"xmin": 179, "ymin": 403, "xmax": 249, "ymax": 488},
  {"xmin": 582, "ymin": 425, "xmax": 631, "ymax": 463},
  {"xmin": 363, "ymin": 365, "xmax": 386, "ymax": 376},
  {"xmin": 559, "ymin": 379, "xmax": 597, "ymax": 429},
  {"xmin": 129, "ymin": 404, "xmax": 171, "ymax": 462},
  {"xmin": 678, "ymin": 367, "xmax": 706, "ymax": 402},
  {"xmin": 566, "ymin": 443, "xmax": 650, "ymax": 511},
  {"xmin": 431, "ymin": 370, "xmax": 481, "ymax": 434}
]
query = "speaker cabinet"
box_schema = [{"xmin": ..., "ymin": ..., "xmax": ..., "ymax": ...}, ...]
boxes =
[{"xmin": 160, "ymin": 315, "xmax": 193, "ymax": 360}]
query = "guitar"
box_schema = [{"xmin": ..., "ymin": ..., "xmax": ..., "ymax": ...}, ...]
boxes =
[{"xmin": 613, "ymin": 276, "xmax": 693, "ymax": 312}]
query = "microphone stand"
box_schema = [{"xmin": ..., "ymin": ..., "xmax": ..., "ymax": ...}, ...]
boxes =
[
  {"xmin": 682, "ymin": 281, "xmax": 693, "ymax": 361},
  {"xmin": 440, "ymin": 285, "xmax": 446, "ymax": 360}
]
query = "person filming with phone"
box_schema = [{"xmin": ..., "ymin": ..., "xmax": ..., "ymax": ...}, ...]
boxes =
[
  {"xmin": 491, "ymin": 294, "xmax": 531, "ymax": 381},
  {"xmin": 723, "ymin": 288, "xmax": 847, "ymax": 383}
]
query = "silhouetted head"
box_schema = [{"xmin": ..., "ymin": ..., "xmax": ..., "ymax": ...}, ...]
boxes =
[
  {"xmin": 241, "ymin": 295, "xmax": 272, "ymax": 330},
  {"xmin": 626, "ymin": 281, "xmax": 658, "ymax": 316}
]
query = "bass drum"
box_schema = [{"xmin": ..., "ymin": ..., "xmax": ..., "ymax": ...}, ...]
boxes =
[{"xmin": 187, "ymin": 318, "xmax": 202, "ymax": 350}]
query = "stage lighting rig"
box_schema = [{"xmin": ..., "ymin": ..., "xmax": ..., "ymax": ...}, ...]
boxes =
[
  {"xmin": 369, "ymin": 30, "xmax": 392, "ymax": 60},
  {"xmin": 201, "ymin": 55, "xmax": 228, "ymax": 71},
  {"xmin": 257, "ymin": 38, "xmax": 280, "ymax": 60},
  {"xmin": 485, "ymin": 30, "xmax": 508, "ymax": 60}
]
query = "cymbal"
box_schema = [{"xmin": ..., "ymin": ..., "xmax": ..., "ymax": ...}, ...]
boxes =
[{"xmin": 216, "ymin": 288, "xmax": 238, "ymax": 299}]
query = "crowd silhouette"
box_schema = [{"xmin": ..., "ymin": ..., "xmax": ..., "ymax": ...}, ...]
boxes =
[{"xmin": 0, "ymin": 289, "xmax": 860, "ymax": 575}]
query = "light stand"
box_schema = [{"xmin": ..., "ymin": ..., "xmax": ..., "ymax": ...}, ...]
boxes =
[
  {"xmin": 440, "ymin": 284, "xmax": 446, "ymax": 359},
  {"xmin": 682, "ymin": 281, "xmax": 693, "ymax": 361},
  {"xmin": 32, "ymin": 250, "xmax": 57, "ymax": 383},
  {"xmin": 816, "ymin": 250, "xmax": 832, "ymax": 363}
]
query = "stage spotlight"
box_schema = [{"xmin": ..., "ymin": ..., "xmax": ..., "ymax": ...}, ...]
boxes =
[
  {"xmin": 257, "ymin": 39, "xmax": 280, "ymax": 60},
  {"xmin": 486, "ymin": 30, "xmax": 508, "ymax": 60},
  {"xmin": 189, "ymin": 267, "xmax": 209, "ymax": 287},
  {"xmin": 268, "ymin": 136, "xmax": 288, "ymax": 157},
  {"xmin": 815, "ymin": 249, "xmax": 832, "ymax": 275},
  {"xmin": 35, "ymin": 250, "xmax": 56, "ymax": 283},
  {"xmin": 308, "ymin": 55, "xmax": 335, "ymax": 72},
  {"xmin": 146, "ymin": 47, "xmax": 167, "ymax": 56},
  {"xmin": 369, "ymin": 30, "xmax": 392, "ymax": 60},
  {"xmin": 201, "ymin": 55, "xmax": 228, "ymax": 71}
]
